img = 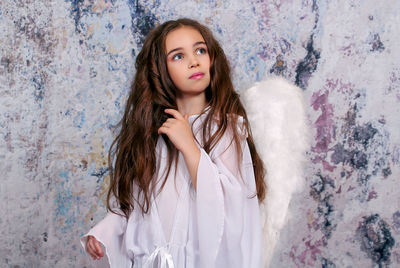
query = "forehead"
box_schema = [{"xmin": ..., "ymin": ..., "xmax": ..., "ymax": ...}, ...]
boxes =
[{"xmin": 165, "ymin": 26, "xmax": 205, "ymax": 51}]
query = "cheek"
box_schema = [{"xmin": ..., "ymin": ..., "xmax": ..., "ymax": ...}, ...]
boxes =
[
  {"xmin": 203, "ymin": 57, "xmax": 211, "ymax": 71},
  {"xmin": 167, "ymin": 64, "xmax": 183, "ymax": 85},
  {"xmin": 167, "ymin": 64, "xmax": 177, "ymax": 79}
]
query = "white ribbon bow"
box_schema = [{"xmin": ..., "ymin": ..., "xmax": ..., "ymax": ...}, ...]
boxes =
[{"xmin": 143, "ymin": 246, "xmax": 175, "ymax": 268}]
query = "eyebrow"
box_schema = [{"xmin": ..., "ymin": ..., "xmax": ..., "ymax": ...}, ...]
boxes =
[{"xmin": 166, "ymin": 41, "xmax": 206, "ymax": 56}]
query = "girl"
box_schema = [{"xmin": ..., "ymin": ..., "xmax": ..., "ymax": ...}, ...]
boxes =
[{"xmin": 82, "ymin": 18, "xmax": 266, "ymax": 268}]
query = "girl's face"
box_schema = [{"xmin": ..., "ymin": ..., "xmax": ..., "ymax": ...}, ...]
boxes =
[{"xmin": 165, "ymin": 26, "xmax": 211, "ymax": 98}]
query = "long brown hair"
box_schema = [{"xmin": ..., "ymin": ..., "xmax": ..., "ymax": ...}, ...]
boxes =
[{"xmin": 107, "ymin": 18, "xmax": 266, "ymax": 218}]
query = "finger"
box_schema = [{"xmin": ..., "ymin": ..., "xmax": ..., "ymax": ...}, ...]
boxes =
[
  {"xmin": 165, "ymin": 118, "xmax": 177, "ymax": 124},
  {"xmin": 94, "ymin": 239, "xmax": 104, "ymax": 257},
  {"xmin": 164, "ymin": 109, "xmax": 184, "ymax": 120},
  {"xmin": 184, "ymin": 114, "xmax": 189, "ymax": 121},
  {"xmin": 89, "ymin": 236, "xmax": 103, "ymax": 259},
  {"xmin": 161, "ymin": 121, "xmax": 173, "ymax": 128},
  {"xmin": 158, "ymin": 124, "xmax": 168, "ymax": 134},
  {"xmin": 158, "ymin": 126, "xmax": 169, "ymax": 135},
  {"xmin": 87, "ymin": 238, "xmax": 97, "ymax": 259}
]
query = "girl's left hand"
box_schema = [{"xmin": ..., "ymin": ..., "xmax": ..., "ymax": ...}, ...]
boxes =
[{"xmin": 158, "ymin": 109, "xmax": 198, "ymax": 155}]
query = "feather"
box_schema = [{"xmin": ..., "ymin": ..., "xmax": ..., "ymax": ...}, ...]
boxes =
[{"xmin": 241, "ymin": 76, "xmax": 310, "ymax": 267}]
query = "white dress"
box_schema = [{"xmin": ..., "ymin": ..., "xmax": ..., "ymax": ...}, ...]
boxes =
[{"xmin": 81, "ymin": 111, "xmax": 262, "ymax": 268}]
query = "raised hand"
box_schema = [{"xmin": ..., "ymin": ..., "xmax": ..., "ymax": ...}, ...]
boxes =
[
  {"xmin": 86, "ymin": 235, "xmax": 104, "ymax": 260},
  {"xmin": 157, "ymin": 109, "xmax": 198, "ymax": 155},
  {"xmin": 158, "ymin": 109, "xmax": 201, "ymax": 189}
]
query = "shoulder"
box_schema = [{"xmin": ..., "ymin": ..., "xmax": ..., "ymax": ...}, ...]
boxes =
[
  {"xmin": 192, "ymin": 112, "xmax": 247, "ymax": 139},
  {"xmin": 207, "ymin": 114, "xmax": 248, "ymax": 160},
  {"xmin": 227, "ymin": 113, "xmax": 247, "ymax": 139}
]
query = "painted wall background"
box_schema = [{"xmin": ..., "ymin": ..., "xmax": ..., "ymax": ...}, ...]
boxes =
[{"xmin": 0, "ymin": 0, "xmax": 399, "ymax": 267}]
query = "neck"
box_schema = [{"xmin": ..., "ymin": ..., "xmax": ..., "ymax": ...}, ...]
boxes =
[{"xmin": 176, "ymin": 92, "xmax": 207, "ymax": 116}]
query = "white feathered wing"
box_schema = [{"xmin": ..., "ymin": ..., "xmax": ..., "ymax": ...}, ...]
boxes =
[{"xmin": 241, "ymin": 77, "xmax": 309, "ymax": 268}]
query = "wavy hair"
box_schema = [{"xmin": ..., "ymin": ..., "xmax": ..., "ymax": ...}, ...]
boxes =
[{"xmin": 107, "ymin": 18, "xmax": 266, "ymax": 218}]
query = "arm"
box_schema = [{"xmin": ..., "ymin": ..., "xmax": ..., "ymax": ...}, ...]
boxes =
[
  {"xmin": 181, "ymin": 145, "xmax": 200, "ymax": 190},
  {"xmin": 80, "ymin": 209, "xmax": 132, "ymax": 267},
  {"xmin": 157, "ymin": 109, "xmax": 200, "ymax": 190}
]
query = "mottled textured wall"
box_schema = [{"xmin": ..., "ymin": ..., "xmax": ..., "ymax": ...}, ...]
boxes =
[{"xmin": 0, "ymin": 0, "xmax": 399, "ymax": 267}]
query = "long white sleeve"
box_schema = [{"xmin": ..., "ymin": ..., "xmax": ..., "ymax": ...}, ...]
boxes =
[
  {"xmin": 80, "ymin": 210, "xmax": 132, "ymax": 268},
  {"xmin": 195, "ymin": 129, "xmax": 262, "ymax": 268}
]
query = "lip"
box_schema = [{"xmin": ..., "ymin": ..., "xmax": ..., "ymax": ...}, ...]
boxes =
[{"xmin": 189, "ymin": 72, "xmax": 205, "ymax": 80}]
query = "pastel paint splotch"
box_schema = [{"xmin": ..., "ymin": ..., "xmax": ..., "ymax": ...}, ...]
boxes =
[
  {"xmin": 127, "ymin": 0, "xmax": 159, "ymax": 44},
  {"xmin": 356, "ymin": 214, "xmax": 395, "ymax": 267},
  {"xmin": 309, "ymin": 174, "xmax": 336, "ymax": 239},
  {"xmin": 295, "ymin": 36, "xmax": 321, "ymax": 90},
  {"xmin": 311, "ymin": 89, "xmax": 334, "ymax": 155}
]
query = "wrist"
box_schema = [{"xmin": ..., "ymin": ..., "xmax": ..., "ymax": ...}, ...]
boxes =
[{"xmin": 181, "ymin": 141, "xmax": 200, "ymax": 158}]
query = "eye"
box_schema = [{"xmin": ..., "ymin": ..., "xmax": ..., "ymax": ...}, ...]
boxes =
[
  {"xmin": 196, "ymin": 47, "xmax": 207, "ymax": 55},
  {"xmin": 172, "ymin": 53, "xmax": 183, "ymax": 61}
]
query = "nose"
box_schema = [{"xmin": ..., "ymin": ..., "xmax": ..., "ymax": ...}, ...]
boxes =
[{"xmin": 188, "ymin": 55, "xmax": 199, "ymax": 68}]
